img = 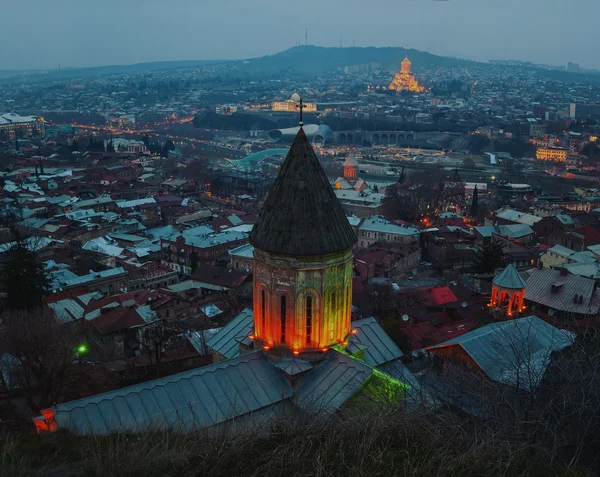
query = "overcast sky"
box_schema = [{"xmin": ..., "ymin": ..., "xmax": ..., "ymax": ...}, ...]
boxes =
[{"xmin": 1, "ymin": 0, "xmax": 597, "ymax": 70}]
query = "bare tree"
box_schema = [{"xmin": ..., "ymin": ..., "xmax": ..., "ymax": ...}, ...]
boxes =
[
  {"xmin": 0, "ymin": 310, "xmax": 92, "ymax": 411},
  {"xmin": 136, "ymin": 313, "xmax": 178, "ymax": 377}
]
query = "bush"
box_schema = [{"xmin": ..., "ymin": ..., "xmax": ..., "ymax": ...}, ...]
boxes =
[{"xmin": 0, "ymin": 408, "xmax": 591, "ymax": 477}]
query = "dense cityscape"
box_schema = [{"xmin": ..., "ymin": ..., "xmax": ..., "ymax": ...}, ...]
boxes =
[{"xmin": 1, "ymin": 39, "xmax": 600, "ymax": 476}]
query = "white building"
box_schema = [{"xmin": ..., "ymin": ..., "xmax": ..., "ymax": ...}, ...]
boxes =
[{"xmin": 357, "ymin": 216, "xmax": 420, "ymax": 248}]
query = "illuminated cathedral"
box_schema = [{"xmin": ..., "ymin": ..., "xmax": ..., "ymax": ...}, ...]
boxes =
[{"xmin": 389, "ymin": 56, "xmax": 425, "ymax": 93}]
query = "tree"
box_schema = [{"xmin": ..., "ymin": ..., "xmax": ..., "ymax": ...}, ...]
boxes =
[
  {"xmin": 474, "ymin": 240, "xmax": 505, "ymax": 273},
  {"xmin": 106, "ymin": 139, "xmax": 115, "ymax": 153},
  {"xmin": 470, "ymin": 185, "xmax": 479, "ymax": 217},
  {"xmin": 138, "ymin": 316, "xmax": 178, "ymax": 377},
  {"xmin": 162, "ymin": 139, "xmax": 175, "ymax": 157},
  {"xmin": 1, "ymin": 238, "xmax": 50, "ymax": 310},
  {"xmin": 0, "ymin": 309, "xmax": 92, "ymax": 410}
]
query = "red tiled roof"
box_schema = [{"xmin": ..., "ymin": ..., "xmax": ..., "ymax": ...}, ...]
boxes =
[
  {"xmin": 421, "ymin": 286, "xmax": 459, "ymax": 307},
  {"xmin": 89, "ymin": 308, "xmax": 145, "ymax": 334},
  {"xmin": 574, "ymin": 225, "xmax": 600, "ymax": 241}
]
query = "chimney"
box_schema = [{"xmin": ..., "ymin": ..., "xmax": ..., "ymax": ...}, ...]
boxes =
[{"xmin": 559, "ymin": 268, "xmax": 568, "ymax": 277}]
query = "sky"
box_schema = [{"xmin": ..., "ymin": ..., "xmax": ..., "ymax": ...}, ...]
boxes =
[{"xmin": 1, "ymin": 0, "xmax": 598, "ymax": 70}]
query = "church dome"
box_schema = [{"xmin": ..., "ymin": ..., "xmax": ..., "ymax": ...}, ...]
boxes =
[
  {"xmin": 344, "ymin": 153, "xmax": 359, "ymax": 167},
  {"xmin": 250, "ymin": 127, "xmax": 357, "ymax": 256}
]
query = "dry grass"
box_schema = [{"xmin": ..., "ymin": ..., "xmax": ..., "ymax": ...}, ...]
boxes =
[{"xmin": 0, "ymin": 408, "xmax": 592, "ymax": 477}]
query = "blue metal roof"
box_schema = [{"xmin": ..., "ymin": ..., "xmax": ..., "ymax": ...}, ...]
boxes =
[
  {"xmin": 52, "ymin": 351, "xmax": 292, "ymax": 435},
  {"xmin": 492, "ymin": 264, "xmax": 526, "ymax": 289},
  {"xmin": 207, "ymin": 308, "xmax": 253, "ymax": 359},
  {"xmin": 276, "ymin": 357, "xmax": 313, "ymax": 376},
  {"xmin": 295, "ymin": 351, "xmax": 372, "ymax": 414},
  {"xmin": 347, "ymin": 317, "xmax": 403, "ymax": 366},
  {"xmin": 427, "ymin": 316, "xmax": 575, "ymax": 390}
]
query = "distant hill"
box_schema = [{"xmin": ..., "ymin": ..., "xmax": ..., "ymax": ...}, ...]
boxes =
[
  {"xmin": 2, "ymin": 46, "xmax": 598, "ymax": 84},
  {"xmin": 0, "ymin": 60, "xmax": 224, "ymax": 84},
  {"xmin": 238, "ymin": 45, "xmax": 477, "ymax": 76}
]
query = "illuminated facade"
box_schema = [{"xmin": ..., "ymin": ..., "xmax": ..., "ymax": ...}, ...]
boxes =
[
  {"xmin": 389, "ymin": 57, "xmax": 425, "ymax": 93},
  {"xmin": 489, "ymin": 264, "xmax": 527, "ymax": 318},
  {"xmin": 343, "ymin": 152, "xmax": 359, "ymax": 180},
  {"xmin": 0, "ymin": 113, "xmax": 45, "ymax": 141},
  {"xmin": 536, "ymin": 147, "xmax": 569, "ymax": 161},
  {"xmin": 273, "ymin": 93, "xmax": 317, "ymax": 113},
  {"xmin": 249, "ymin": 127, "xmax": 357, "ymax": 355}
]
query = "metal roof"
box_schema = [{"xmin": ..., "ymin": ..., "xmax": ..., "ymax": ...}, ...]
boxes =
[
  {"xmin": 62, "ymin": 267, "xmax": 127, "ymax": 288},
  {"xmin": 347, "ymin": 317, "xmax": 403, "ymax": 366},
  {"xmin": 378, "ymin": 359, "xmax": 434, "ymax": 410},
  {"xmin": 276, "ymin": 357, "xmax": 313, "ymax": 376},
  {"xmin": 492, "ymin": 264, "xmax": 526, "ymax": 289},
  {"xmin": 50, "ymin": 351, "xmax": 293, "ymax": 435},
  {"xmin": 207, "ymin": 308, "xmax": 253, "ymax": 359},
  {"xmin": 427, "ymin": 316, "xmax": 575, "ymax": 390},
  {"xmin": 524, "ymin": 267, "xmax": 600, "ymax": 315},
  {"xmin": 295, "ymin": 350, "xmax": 373, "ymax": 414}
]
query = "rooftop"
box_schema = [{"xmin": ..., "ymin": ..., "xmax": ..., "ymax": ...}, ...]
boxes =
[{"xmin": 250, "ymin": 127, "xmax": 356, "ymax": 256}]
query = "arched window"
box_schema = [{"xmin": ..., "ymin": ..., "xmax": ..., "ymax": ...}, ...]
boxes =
[
  {"xmin": 306, "ymin": 296, "xmax": 313, "ymax": 344},
  {"xmin": 261, "ymin": 289, "xmax": 266, "ymax": 333},
  {"xmin": 280, "ymin": 295, "xmax": 287, "ymax": 343},
  {"xmin": 330, "ymin": 292, "xmax": 336, "ymax": 341}
]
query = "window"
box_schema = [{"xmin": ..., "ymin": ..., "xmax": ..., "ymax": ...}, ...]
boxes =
[
  {"xmin": 330, "ymin": 293, "xmax": 336, "ymax": 340},
  {"xmin": 280, "ymin": 295, "xmax": 286, "ymax": 343},
  {"xmin": 306, "ymin": 296, "xmax": 313, "ymax": 344},
  {"xmin": 261, "ymin": 289, "xmax": 266, "ymax": 332}
]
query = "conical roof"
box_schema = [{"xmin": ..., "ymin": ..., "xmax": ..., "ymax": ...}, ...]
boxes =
[
  {"xmin": 493, "ymin": 264, "xmax": 526, "ymax": 290},
  {"xmin": 249, "ymin": 128, "xmax": 357, "ymax": 256},
  {"xmin": 344, "ymin": 153, "xmax": 359, "ymax": 167}
]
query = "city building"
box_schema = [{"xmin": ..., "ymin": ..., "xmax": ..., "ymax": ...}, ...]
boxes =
[
  {"xmin": 0, "ymin": 113, "xmax": 45, "ymax": 141},
  {"xmin": 569, "ymin": 103, "xmax": 600, "ymax": 120},
  {"xmin": 536, "ymin": 147, "xmax": 569, "ymax": 162},
  {"xmin": 272, "ymin": 93, "xmax": 317, "ymax": 113},
  {"xmin": 389, "ymin": 57, "xmax": 425, "ymax": 93}
]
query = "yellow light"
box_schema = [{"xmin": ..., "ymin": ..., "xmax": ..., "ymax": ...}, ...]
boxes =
[{"xmin": 321, "ymin": 348, "xmax": 328, "ymax": 353}]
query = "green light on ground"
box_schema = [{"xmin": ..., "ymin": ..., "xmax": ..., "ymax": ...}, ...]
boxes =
[{"xmin": 78, "ymin": 345, "xmax": 88, "ymax": 354}]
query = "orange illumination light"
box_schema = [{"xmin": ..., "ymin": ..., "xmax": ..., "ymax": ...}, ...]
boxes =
[
  {"xmin": 350, "ymin": 329, "xmax": 357, "ymax": 334},
  {"xmin": 249, "ymin": 335, "xmax": 255, "ymax": 340},
  {"xmin": 293, "ymin": 350, "xmax": 299, "ymax": 356},
  {"xmin": 321, "ymin": 348, "xmax": 328, "ymax": 353},
  {"xmin": 263, "ymin": 345, "xmax": 270, "ymax": 351}
]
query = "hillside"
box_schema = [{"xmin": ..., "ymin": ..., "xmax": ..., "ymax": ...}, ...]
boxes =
[
  {"xmin": 238, "ymin": 45, "xmax": 477, "ymax": 76},
  {"xmin": 0, "ymin": 60, "xmax": 224, "ymax": 84},
  {"xmin": 0, "ymin": 410, "xmax": 591, "ymax": 477}
]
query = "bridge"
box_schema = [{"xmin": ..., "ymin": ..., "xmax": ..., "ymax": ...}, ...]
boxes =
[
  {"xmin": 334, "ymin": 130, "xmax": 446, "ymax": 146},
  {"xmin": 225, "ymin": 148, "xmax": 289, "ymax": 171}
]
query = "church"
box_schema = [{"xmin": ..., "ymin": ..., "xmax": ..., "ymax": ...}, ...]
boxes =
[
  {"xmin": 389, "ymin": 56, "xmax": 425, "ymax": 93},
  {"xmin": 33, "ymin": 122, "xmax": 421, "ymax": 435},
  {"xmin": 335, "ymin": 152, "xmax": 370, "ymax": 192}
]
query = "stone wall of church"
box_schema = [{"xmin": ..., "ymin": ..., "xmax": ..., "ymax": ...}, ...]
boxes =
[{"xmin": 253, "ymin": 248, "xmax": 353, "ymax": 353}]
